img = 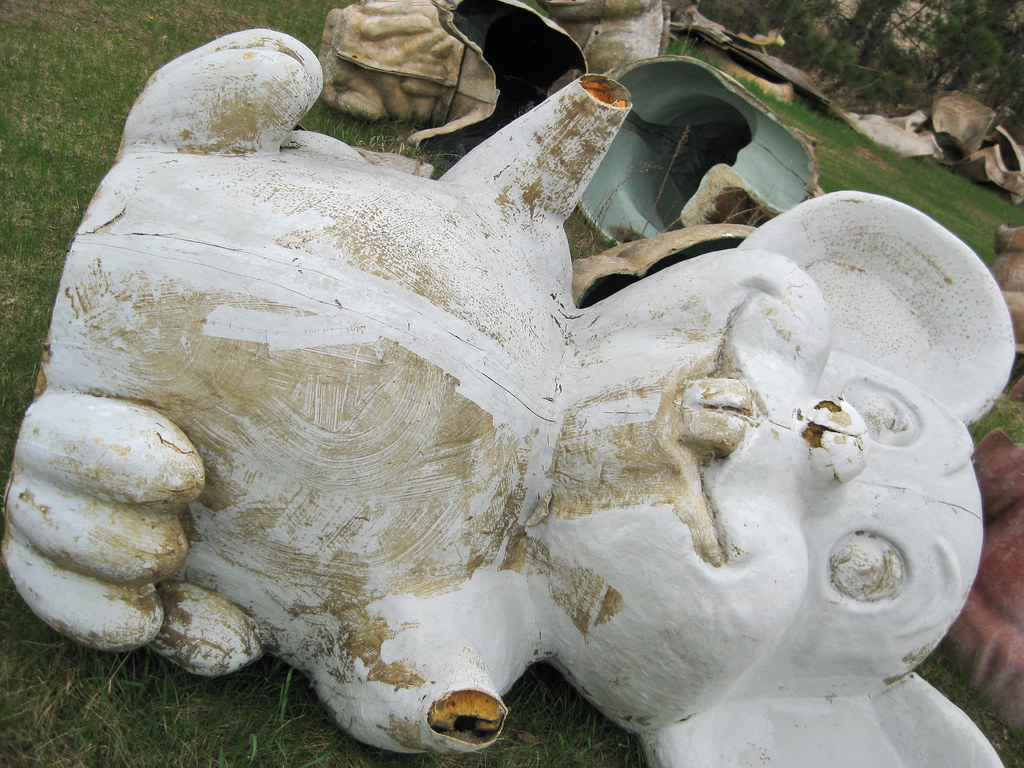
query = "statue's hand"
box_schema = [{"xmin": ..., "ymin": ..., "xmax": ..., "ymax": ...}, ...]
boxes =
[
  {"xmin": 3, "ymin": 392, "xmax": 201, "ymax": 650},
  {"xmin": 4, "ymin": 392, "xmax": 264, "ymax": 672},
  {"xmin": 4, "ymin": 392, "xmax": 262, "ymax": 674}
]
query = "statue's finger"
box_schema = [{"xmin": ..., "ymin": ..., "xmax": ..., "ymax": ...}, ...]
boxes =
[
  {"xmin": 122, "ymin": 29, "xmax": 322, "ymax": 155},
  {"xmin": 2, "ymin": 533, "xmax": 162, "ymax": 651},
  {"xmin": 14, "ymin": 392, "xmax": 204, "ymax": 508},
  {"xmin": 5, "ymin": 476, "xmax": 187, "ymax": 584},
  {"xmin": 149, "ymin": 581, "xmax": 263, "ymax": 676}
]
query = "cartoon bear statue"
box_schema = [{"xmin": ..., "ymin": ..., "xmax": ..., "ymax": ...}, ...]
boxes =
[{"xmin": 2, "ymin": 29, "xmax": 1015, "ymax": 768}]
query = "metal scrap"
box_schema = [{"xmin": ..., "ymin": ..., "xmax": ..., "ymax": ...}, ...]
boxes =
[{"xmin": 669, "ymin": 5, "xmax": 833, "ymax": 114}]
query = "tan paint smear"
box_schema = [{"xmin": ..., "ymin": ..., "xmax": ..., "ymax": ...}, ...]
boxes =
[
  {"xmin": 54, "ymin": 258, "xmax": 535, "ymax": 685},
  {"xmin": 549, "ymin": 364, "xmax": 727, "ymax": 565},
  {"xmin": 519, "ymin": 536, "xmax": 623, "ymax": 636}
]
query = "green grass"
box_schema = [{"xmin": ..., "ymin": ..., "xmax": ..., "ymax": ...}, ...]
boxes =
[
  {"xmin": 0, "ymin": 612, "xmax": 639, "ymax": 767},
  {"xmin": 666, "ymin": 36, "xmax": 1023, "ymax": 263},
  {"xmin": 3, "ymin": 1, "xmax": 1024, "ymax": 766},
  {"xmin": 729, "ymin": 75, "xmax": 1023, "ymax": 264}
]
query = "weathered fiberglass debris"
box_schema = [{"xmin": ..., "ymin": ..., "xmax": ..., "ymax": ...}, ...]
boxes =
[
  {"xmin": 954, "ymin": 126, "xmax": 1024, "ymax": 205},
  {"xmin": 932, "ymin": 90, "xmax": 997, "ymax": 158},
  {"xmin": 840, "ymin": 94, "xmax": 1024, "ymax": 204},
  {"xmin": 571, "ymin": 222, "xmax": 754, "ymax": 306},
  {"xmin": 537, "ymin": 0, "xmax": 670, "ymax": 73},
  {"xmin": 2, "ymin": 29, "xmax": 1016, "ymax": 768},
  {"xmin": 843, "ymin": 110, "xmax": 944, "ymax": 159},
  {"xmin": 579, "ymin": 56, "xmax": 819, "ymax": 242},
  {"xmin": 993, "ymin": 221, "xmax": 1024, "ymax": 292},
  {"xmin": 319, "ymin": 0, "xmax": 584, "ymax": 153},
  {"xmin": 946, "ymin": 429, "xmax": 1024, "ymax": 728},
  {"xmin": 670, "ymin": 4, "xmax": 833, "ymax": 115}
]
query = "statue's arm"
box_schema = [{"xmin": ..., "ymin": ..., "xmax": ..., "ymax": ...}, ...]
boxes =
[{"xmin": 4, "ymin": 29, "xmax": 328, "ymax": 672}]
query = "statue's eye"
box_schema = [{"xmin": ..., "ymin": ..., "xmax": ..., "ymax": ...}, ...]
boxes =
[
  {"xmin": 828, "ymin": 531, "xmax": 905, "ymax": 602},
  {"xmin": 842, "ymin": 381, "xmax": 920, "ymax": 447}
]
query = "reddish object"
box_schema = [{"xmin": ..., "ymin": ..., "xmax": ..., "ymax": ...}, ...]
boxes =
[
  {"xmin": 1010, "ymin": 376, "xmax": 1024, "ymax": 401},
  {"xmin": 946, "ymin": 428, "xmax": 1024, "ymax": 725}
]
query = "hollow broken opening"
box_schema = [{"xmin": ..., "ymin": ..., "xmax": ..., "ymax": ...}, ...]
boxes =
[
  {"xmin": 426, "ymin": 0, "xmax": 586, "ymax": 160},
  {"xmin": 577, "ymin": 235, "xmax": 748, "ymax": 307},
  {"xmin": 580, "ymin": 57, "xmax": 816, "ymax": 241},
  {"xmin": 619, "ymin": 103, "xmax": 752, "ymax": 235},
  {"xmin": 452, "ymin": 715, "xmax": 481, "ymax": 732},
  {"xmin": 580, "ymin": 75, "xmax": 630, "ymax": 108},
  {"xmin": 427, "ymin": 688, "xmax": 507, "ymax": 745}
]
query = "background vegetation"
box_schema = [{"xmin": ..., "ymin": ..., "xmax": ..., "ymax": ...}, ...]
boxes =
[
  {"xmin": 3, "ymin": 0, "xmax": 1024, "ymax": 766},
  {"xmin": 699, "ymin": 0, "xmax": 1024, "ymax": 125}
]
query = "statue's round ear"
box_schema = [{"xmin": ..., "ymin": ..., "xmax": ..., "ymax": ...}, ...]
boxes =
[{"xmin": 740, "ymin": 192, "xmax": 1014, "ymax": 424}]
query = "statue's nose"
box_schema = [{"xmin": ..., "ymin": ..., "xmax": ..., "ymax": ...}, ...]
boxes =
[{"xmin": 800, "ymin": 398, "xmax": 867, "ymax": 483}]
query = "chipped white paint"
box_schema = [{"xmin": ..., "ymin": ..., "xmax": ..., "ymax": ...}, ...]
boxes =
[{"xmin": 2, "ymin": 29, "xmax": 1015, "ymax": 768}]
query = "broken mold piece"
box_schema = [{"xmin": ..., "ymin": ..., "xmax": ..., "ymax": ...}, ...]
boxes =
[
  {"xmin": 319, "ymin": 0, "xmax": 585, "ymax": 159},
  {"xmin": 953, "ymin": 127, "xmax": 1024, "ymax": 204},
  {"xmin": 578, "ymin": 56, "xmax": 818, "ymax": 242},
  {"xmin": 572, "ymin": 222, "xmax": 753, "ymax": 306},
  {"xmin": 698, "ymin": 46, "xmax": 796, "ymax": 103},
  {"xmin": 670, "ymin": 5, "xmax": 833, "ymax": 114},
  {"xmin": 954, "ymin": 144, "xmax": 1024, "ymax": 204},
  {"xmin": 842, "ymin": 110, "xmax": 944, "ymax": 159},
  {"xmin": 994, "ymin": 126, "xmax": 1024, "ymax": 173},
  {"xmin": 538, "ymin": 0, "xmax": 669, "ymax": 73},
  {"xmin": 932, "ymin": 90, "xmax": 997, "ymax": 158}
]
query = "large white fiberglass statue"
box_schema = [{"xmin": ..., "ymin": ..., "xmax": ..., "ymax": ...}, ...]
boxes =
[{"xmin": 2, "ymin": 29, "xmax": 1015, "ymax": 767}]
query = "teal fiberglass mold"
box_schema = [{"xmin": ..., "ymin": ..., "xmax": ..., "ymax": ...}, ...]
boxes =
[{"xmin": 580, "ymin": 56, "xmax": 818, "ymax": 241}]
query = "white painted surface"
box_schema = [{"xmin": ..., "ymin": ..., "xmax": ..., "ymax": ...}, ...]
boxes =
[{"xmin": 2, "ymin": 29, "xmax": 1011, "ymax": 767}]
